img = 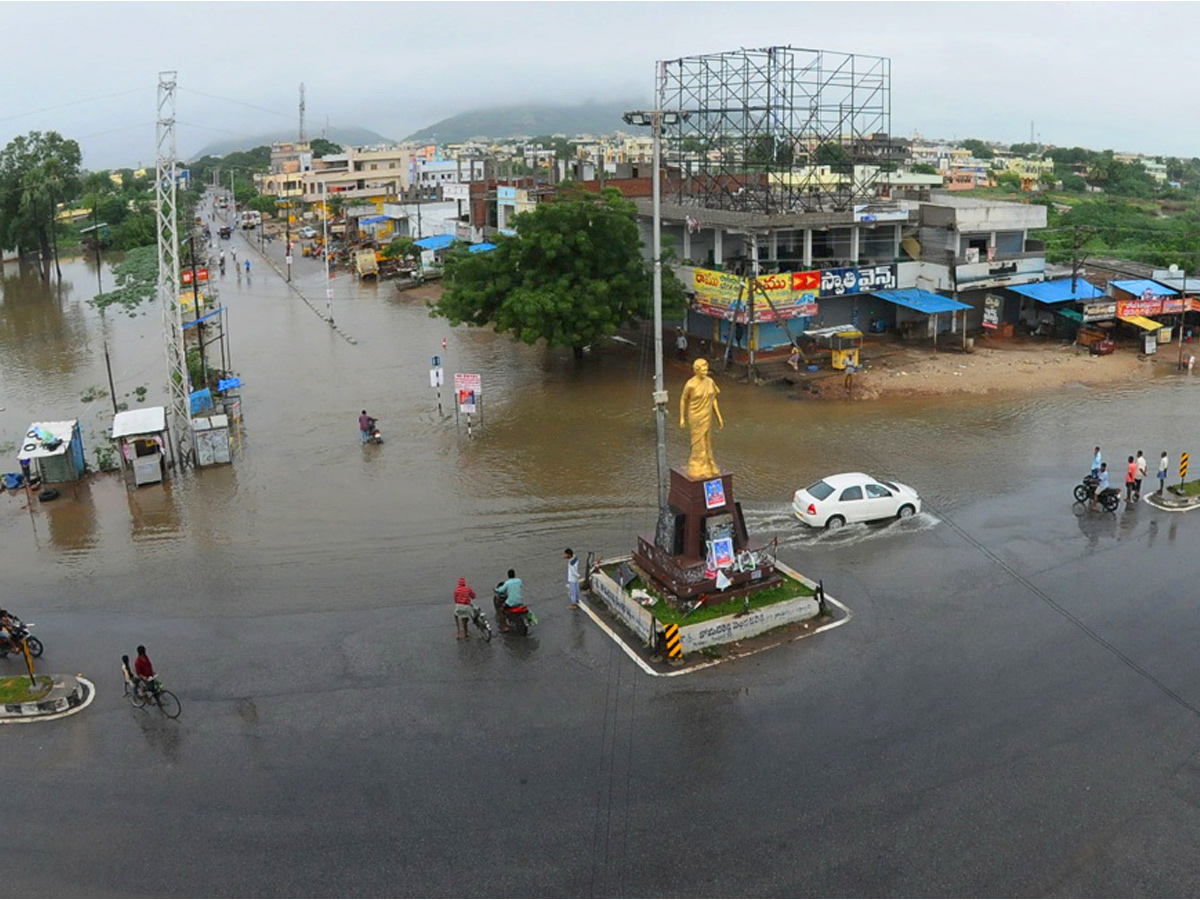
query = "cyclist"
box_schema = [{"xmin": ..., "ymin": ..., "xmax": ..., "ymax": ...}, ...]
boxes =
[{"xmin": 133, "ymin": 645, "xmax": 156, "ymax": 698}]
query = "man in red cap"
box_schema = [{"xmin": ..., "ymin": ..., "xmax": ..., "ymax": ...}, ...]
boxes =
[{"xmin": 453, "ymin": 577, "xmax": 476, "ymax": 640}]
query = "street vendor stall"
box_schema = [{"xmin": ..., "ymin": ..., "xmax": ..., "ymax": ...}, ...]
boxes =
[
  {"xmin": 111, "ymin": 406, "xmax": 170, "ymax": 486},
  {"xmin": 17, "ymin": 420, "xmax": 85, "ymax": 484}
]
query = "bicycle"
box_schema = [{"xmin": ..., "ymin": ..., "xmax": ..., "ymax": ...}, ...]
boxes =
[
  {"xmin": 126, "ymin": 677, "xmax": 182, "ymax": 719},
  {"xmin": 468, "ymin": 604, "xmax": 493, "ymax": 642}
]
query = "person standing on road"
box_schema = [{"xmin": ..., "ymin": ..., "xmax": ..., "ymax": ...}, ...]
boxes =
[
  {"xmin": 1125, "ymin": 455, "xmax": 1137, "ymax": 503},
  {"xmin": 565, "ymin": 548, "xmax": 581, "ymax": 610},
  {"xmin": 358, "ymin": 410, "xmax": 372, "ymax": 444},
  {"xmin": 1159, "ymin": 451, "xmax": 1170, "ymax": 495},
  {"xmin": 1135, "ymin": 451, "xmax": 1147, "ymax": 501},
  {"xmin": 453, "ymin": 577, "xmax": 476, "ymax": 640},
  {"xmin": 1092, "ymin": 446, "xmax": 1102, "ymax": 478}
]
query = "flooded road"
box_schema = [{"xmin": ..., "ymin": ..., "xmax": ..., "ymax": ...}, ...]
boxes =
[{"xmin": 7, "ymin": 220, "xmax": 1200, "ymax": 896}]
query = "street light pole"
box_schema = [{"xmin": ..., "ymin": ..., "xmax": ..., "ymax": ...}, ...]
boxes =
[
  {"xmin": 323, "ymin": 181, "xmax": 333, "ymax": 326},
  {"xmin": 625, "ymin": 107, "xmax": 680, "ymax": 510}
]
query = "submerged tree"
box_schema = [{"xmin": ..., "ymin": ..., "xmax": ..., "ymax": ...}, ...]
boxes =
[
  {"xmin": 0, "ymin": 130, "xmax": 82, "ymax": 279},
  {"xmin": 431, "ymin": 186, "xmax": 684, "ymax": 359}
]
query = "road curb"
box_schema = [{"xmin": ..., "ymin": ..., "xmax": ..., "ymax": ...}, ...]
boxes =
[
  {"xmin": 0, "ymin": 676, "xmax": 95, "ymax": 724},
  {"xmin": 1144, "ymin": 492, "xmax": 1200, "ymax": 512}
]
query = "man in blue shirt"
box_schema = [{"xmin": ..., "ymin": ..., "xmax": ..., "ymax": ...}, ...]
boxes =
[
  {"xmin": 495, "ymin": 569, "xmax": 524, "ymax": 633},
  {"xmin": 1092, "ymin": 446, "xmax": 1102, "ymax": 478}
]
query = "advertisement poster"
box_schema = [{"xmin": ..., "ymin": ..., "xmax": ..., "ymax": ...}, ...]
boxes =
[
  {"xmin": 707, "ymin": 537, "xmax": 735, "ymax": 570},
  {"xmin": 703, "ymin": 477, "xmax": 726, "ymax": 509},
  {"xmin": 982, "ymin": 294, "xmax": 1002, "ymax": 330}
]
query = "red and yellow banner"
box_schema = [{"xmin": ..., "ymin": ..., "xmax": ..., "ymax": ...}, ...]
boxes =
[{"xmin": 692, "ymin": 267, "xmax": 820, "ymax": 323}]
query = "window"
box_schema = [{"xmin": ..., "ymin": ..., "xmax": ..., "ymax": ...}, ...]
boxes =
[
  {"xmin": 865, "ymin": 483, "xmax": 893, "ymax": 499},
  {"xmin": 806, "ymin": 480, "xmax": 834, "ymax": 500},
  {"xmin": 839, "ymin": 486, "xmax": 863, "ymax": 502}
]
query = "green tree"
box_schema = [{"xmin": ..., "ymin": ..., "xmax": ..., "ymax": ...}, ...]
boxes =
[
  {"xmin": 746, "ymin": 135, "xmax": 794, "ymax": 168},
  {"xmin": 382, "ymin": 235, "xmax": 418, "ymax": 264},
  {"xmin": 1008, "ymin": 142, "xmax": 1040, "ymax": 156},
  {"xmin": 432, "ymin": 186, "xmax": 684, "ymax": 359},
  {"xmin": 911, "ymin": 163, "xmax": 938, "ymax": 175},
  {"xmin": 309, "ymin": 138, "xmax": 343, "ymax": 158},
  {"xmin": 0, "ymin": 130, "xmax": 82, "ymax": 277},
  {"xmin": 960, "ymin": 138, "xmax": 994, "ymax": 159}
]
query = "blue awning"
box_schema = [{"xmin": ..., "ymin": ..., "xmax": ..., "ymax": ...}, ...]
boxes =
[
  {"xmin": 1007, "ymin": 279, "xmax": 1103, "ymax": 304},
  {"xmin": 182, "ymin": 307, "xmax": 225, "ymax": 330},
  {"xmin": 1111, "ymin": 279, "xmax": 1178, "ymax": 298},
  {"xmin": 873, "ymin": 289, "xmax": 972, "ymax": 315},
  {"xmin": 414, "ymin": 234, "xmax": 456, "ymax": 251},
  {"xmin": 358, "ymin": 215, "xmax": 387, "ymax": 225},
  {"xmin": 468, "ymin": 242, "xmax": 496, "ymax": 254}
]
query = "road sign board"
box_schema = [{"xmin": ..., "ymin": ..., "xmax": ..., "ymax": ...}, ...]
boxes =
[
  {"xmin": 431, "ymin": 355, "xmax": 441, "ymax": 367},
  {"xmin": 454, "ymin": 373, "xmax": 482, "ymax": 393},
  {"xmin": 458, "ymin": 389, "xmax": 477, "ymax": 414},
  {"xmin": 1182, "ymin": 452, "xmax": 1189, "ymax": 481},
  {"xmin": 430, "ymin": 367, "xmax": 444, "ymax": 388}
]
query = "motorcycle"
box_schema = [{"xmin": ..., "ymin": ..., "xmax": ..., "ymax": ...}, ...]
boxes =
[
  {"xmin": 365, "ymin": 417, "xmax": 383, "ymax": 445},
  {"xmin": 0, "ymin": 616, "xmax": 44, "ymax": 659},
  {"xmin": 493, "ymin": 588, "xmax": 536, "ymax": 636},
  {"xmin": 1074, "ymin": 474, "xmax": 1120, "ymax": 512}
]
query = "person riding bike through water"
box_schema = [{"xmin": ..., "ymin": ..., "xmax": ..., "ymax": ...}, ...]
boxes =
[
  {"xmin": 1091, "ymin": 462, "xmax": 1110, "ymax": 511},
  {"xmin": 134, "ymin": 645, "xmax": 156, "ymax": 698},
  {"xmin": 495, "ymin": 569, "xmax": 525, "ymax": 633}
]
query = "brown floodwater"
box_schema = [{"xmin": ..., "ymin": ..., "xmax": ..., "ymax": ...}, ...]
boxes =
[{"xmin": 1, "ymin": 241, "xmax": 1195, "ymax": 620}]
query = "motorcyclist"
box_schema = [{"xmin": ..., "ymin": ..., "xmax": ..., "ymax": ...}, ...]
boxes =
[
  {"xmin": 0, "ymin": 608, "xmax": 14, "ymax": 649},
  {"xmin": 1090, "ymin": 462, "xmax": 1110, "ymax": 511},
  {"xmin": 494, "ymin": 569, "xmax": 525, "ymax": 634}
]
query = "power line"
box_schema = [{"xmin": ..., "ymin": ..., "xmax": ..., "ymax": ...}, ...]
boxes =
[
  {"xmin": 0, "ymin": 86, "xmax": 149, "ymax": 125},
  {"xmin": 177, "ymin": 87, "xmax": 296, "ymax": 122}
]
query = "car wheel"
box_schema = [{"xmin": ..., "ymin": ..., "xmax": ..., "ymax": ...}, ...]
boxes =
[
  {"xmin": 898, "ymin": 504, "xmax": 915, "ymax": 519},
  {"xmin": 825, "ymin": 515, "xmax": 846, "ymax": 531}
]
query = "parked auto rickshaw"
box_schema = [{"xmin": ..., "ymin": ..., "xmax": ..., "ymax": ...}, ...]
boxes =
[{"xmin": 829, "ymin": 330, "xmax": 863, "ymax": 370}]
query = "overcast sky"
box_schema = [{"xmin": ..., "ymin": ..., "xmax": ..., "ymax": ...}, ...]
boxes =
[{"xmin": 2, "ymin": 1, "xmax": 1196, "ymax": 170}]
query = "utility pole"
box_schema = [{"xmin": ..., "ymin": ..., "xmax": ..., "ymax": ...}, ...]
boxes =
[
  {"xmin": 323, "ymin": 181, "xmax": 333, "ymax": 326},
  {"xmin": 93, "ymin": 203, "xmax": 118, "ymax": 415}
]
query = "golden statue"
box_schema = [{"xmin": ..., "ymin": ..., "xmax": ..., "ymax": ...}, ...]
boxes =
[{"xmin": 679, "ymin": 358, "xmax": 724, "ymax": 479}]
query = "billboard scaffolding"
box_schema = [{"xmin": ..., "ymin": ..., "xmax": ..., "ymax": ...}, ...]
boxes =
[{"xmin": 657, "ymin": 46, "xmax": 893, "ymax": 214}]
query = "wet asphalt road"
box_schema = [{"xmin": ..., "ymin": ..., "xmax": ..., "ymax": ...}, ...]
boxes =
[{"xmin": 6, "ymin": 210, "xmax": 1200, "ymax": 896}]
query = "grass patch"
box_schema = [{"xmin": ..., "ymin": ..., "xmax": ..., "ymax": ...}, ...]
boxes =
[
  {"xmin": 604, "ymin": 566, "xmax": 814, "ymax": 626},
  {"xmin": 0, "ymin": 675, "xmax": 52, "ymax": 704},
  {"xmin": 1169, "ymin": 481, "xmax": 1200, "ymax": 497}
]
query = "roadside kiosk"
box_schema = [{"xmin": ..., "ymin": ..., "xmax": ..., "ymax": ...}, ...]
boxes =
[
  {"xmin": 111, "ymin": 406, "xmax": 170, "ymax": 486},
  {"xmin": 17, "ymin": 420, "xmax": 85, "ymax": 484}
]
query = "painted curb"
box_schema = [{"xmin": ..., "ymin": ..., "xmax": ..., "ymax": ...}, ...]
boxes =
[
  {"xmin": 581, "ymin": 558, "xmax": 852, "ymax": 678},
  {"xmin": 1144, "ymin": 492, "xmax": 1200, "ymax": 513},
  {"xmin": 0, "ymin": 677, "xmax": 95, "ymax": 724}
]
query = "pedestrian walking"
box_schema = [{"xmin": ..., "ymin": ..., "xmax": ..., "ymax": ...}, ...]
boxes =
[
  {"xmin": 1125, "ymin": 455, "xmax": 1137, "ymax": 503},
  {"xmin": 1091, "ymin": 446, "xmax": 1102, "ymax": 478},
  {"xmin": 453, "ymin": 577, "xmax": 476, "ymax": 640},
  {"xmin": 1135, "ymin": 450, "xmax": 1147, "ymax": 500},
  {"xmin": 1159, "ymin": 451, "xmax": 1169, "ymax": 495},
  {"xmin": 565, "ymin": 548, "xmax": 581, "ymax": 609}
]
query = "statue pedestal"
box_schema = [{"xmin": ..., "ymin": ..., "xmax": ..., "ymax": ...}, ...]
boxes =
[{"xmin": 632, "ymin": 467, "xmax": 778, "ymax": 600}]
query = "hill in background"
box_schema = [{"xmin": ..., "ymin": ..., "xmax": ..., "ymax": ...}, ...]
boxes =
[
  {"xmin": 188, "ymin": 125, "xmax": 395, "ymax": 160},
  {"xmin": 405, "ymin": 100, "xmax": 646, "ymax": 144}
]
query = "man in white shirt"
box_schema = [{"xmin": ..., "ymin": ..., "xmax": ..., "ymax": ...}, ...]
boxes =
[{"xmin": 565, "ymin": 548, "xmax": 581, "ymax": 610}]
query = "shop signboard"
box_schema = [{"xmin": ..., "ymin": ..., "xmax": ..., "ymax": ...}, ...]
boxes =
[
  {"xmin": 692, "ymin": 267, "xmax": 821, "ymax": 322},
  {"xmin": 1117, "ymin": 298, "xmax": 1163, "ymax": 317},
  {"xmin": 955, "ymin": 257, "xmax": 1045, "ymax": 290},
  {"xmin": 1161, "ymin": 296, "xmax": 1185, "ymax": 314},
  {"xmin": 1082, "ymin": 300, "xmax": 1117, "ymax": 322},
  {"xmin": 982, "ymin": 293, "xmax": 1002, "ymax": 330},
  {"xmin": 819, "ymin": 264, "xmax": 896, "ymax": 296},
  {"xmin": 852, "ymin": 204, "xmax": 908, "ymax": 223}
]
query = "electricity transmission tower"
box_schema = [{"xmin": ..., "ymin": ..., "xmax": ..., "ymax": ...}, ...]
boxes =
[{"xmin": 156, "ymin": 71, "xmax": 192, "ymax": 468}]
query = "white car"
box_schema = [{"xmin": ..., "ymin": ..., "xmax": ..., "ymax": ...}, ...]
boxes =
[
  {"xmin": 792, "ymin": 472, "xmax": 921, "ymax": 529},
  {"xmin": 297, "ymin": 226, "xmax": 318, "ymax": 239}
]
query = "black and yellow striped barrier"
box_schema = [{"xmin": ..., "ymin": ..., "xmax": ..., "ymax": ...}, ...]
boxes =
[
  {"xmin": 1182, "ymin": 452, "xmax": 1190, "ymax": 483},
  {"xmin": 663, "ymin": 623, "xmax": 682, "ymax": 660}
]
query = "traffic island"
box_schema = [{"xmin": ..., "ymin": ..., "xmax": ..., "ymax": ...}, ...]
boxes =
[
  {"xmin": 585, "ymin": 556, "xmax": 851, "ymax": 676},
  {"xmin": 0, "ymin": 674, "xmax": 94, "ymax": 723},
  {"xmin": 1144, "ymin": 483, "xmax": 1200, "ymax": 512}
]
